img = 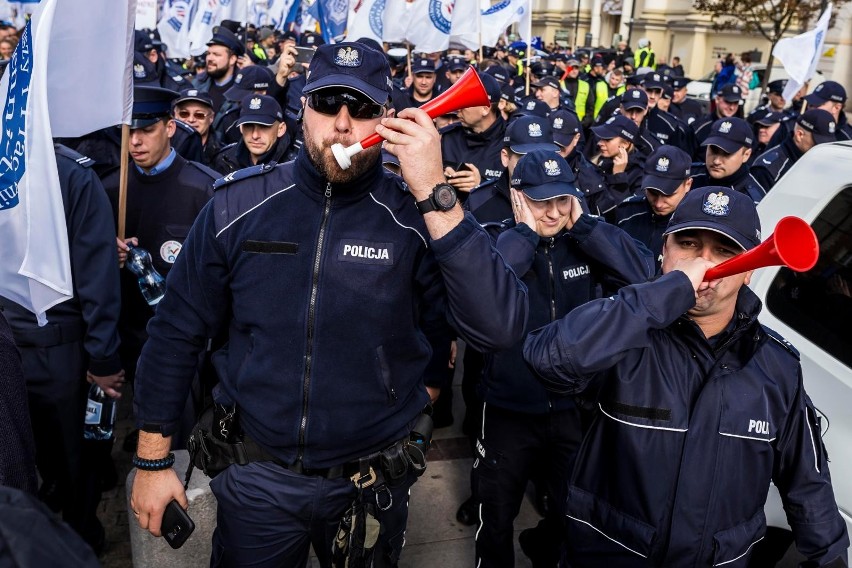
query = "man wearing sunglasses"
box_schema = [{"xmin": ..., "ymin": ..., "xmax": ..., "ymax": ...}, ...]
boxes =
[
  {"xmin": 130, "ymin": 42, "xmax": 529, "ymax": 568},
  {"xmin": 173, "ymin": 89, "xmax": 220, "ymax": 168}
]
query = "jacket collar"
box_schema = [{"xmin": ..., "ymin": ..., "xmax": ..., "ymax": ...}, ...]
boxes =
[{"xmin": 294, "ymin": 144, "xmax": 385, "ymax": 203}]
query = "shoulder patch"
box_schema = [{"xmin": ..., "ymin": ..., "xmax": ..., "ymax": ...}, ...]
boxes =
[
  {"xmin": 54, "ymin": 144, "xmax": 95, "ymax": 168},
  {"xmin": 762, "ymin": 325, "xmax": 800, "ymax": 360},
  {"xmin": 213, "ymin": 162, "xmax": 278, "ymax": 190}
]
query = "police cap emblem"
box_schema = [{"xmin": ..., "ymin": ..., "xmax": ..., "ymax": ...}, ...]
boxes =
[
  {"xmin": 133, "ymin": 63, "xmax": 146, "ymax": 79},
  {"xmin": 528, "ymin": 122, "xmax": 542, "ymax": 137},
  {"xmin": 702, "ymin": 192, "xmax": 730, "ymax": 216},
  {"xmin": 553, "ymin": 117, "xmax": 563, "ymax": 129},
  {"xmin": 719, "ymin": 121, "xmax": 732, "ymax": 134},
  {"xmin": 526, "ymin": 100, "xmax": 536, "ymax": 110},
  {"xmin": 543, "ymin": 159, "xmax": 561, "ymax": 176},
  {"xmin": 335, "ymin": 46, "xmax": 361, "ymax": 67},
  {"xmin": 655, "ymin": 157, "xmax": 669, "ymax": 172},
  {"xmin": 249, "ymin": 97, "xmax": 262, "ymax": 110}
]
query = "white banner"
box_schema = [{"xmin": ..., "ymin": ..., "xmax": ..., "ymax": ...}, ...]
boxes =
[
  {"xmin": 136, "ymin": 0, "xmax": 158, "ymax": 29},
  {"xmin": 344, "ymin": 0, "xmax": 384, "ymax": 44},
  {"xmin": 405, "ymin": 0, "xmax": 453, "ymax": 53},
  {"xmin": 0, "ymin": 0, "xmax": 134, "ymax": 324},
  {"xmin": 773, "ymin": 3, "xmax": 832, "ymax": 101},
  {"xmin": 158, "ymin": 0, "xmax": 195, "ymax": 59},
  {"xmin": 449, "ymin": 0, "xmax": 480, "ymax": 50},
  {"xmin": 480, "ymin": 0, "xmax": 528, "ymax": 47}
]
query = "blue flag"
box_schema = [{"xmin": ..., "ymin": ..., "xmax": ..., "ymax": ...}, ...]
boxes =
[{"xmin": 313, "ymin": 0, "xmax": 348, "ymax": 43}]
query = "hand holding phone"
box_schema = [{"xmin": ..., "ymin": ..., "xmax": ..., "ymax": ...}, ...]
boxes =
[
  {"xmin": 295, "ymin": 46, "xmax": 315, "ymax": 64},
  {"xmin": 161, "ymin": 499, "xmax": 195, "ymax": 549}
]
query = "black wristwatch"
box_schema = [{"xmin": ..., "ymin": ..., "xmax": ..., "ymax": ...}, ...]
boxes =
[{"xmin": 415, "ymin": 183, "xmax": 457, "ymax": 215}]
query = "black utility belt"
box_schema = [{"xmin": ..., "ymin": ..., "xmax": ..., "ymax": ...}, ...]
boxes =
[{"xmin": 185, "ymin": 404, "xmax": 432, "ymax": 489}]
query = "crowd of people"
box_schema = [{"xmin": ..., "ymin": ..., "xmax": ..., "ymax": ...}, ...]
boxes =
[{"xmin": 0, "ymin": 16, "xmax": 849, "ymax": 568}]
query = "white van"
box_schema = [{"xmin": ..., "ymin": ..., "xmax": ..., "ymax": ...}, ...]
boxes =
[{"xmin": 750, "ymin": 140, "xmax": 852, "ymax": 561}]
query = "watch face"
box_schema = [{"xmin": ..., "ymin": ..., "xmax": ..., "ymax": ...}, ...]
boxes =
[{"xmin": 434, "ymin": 184, "xmax": 457, "ymax": 210}]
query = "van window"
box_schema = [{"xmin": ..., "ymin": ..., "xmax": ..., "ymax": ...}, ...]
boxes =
[{"xmin": 766, "ymin": 187, "xmax": 852, "ymax": 367}]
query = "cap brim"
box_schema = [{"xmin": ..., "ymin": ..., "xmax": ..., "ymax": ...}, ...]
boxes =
[
  {"xmin": 509, "ymin": 142, "xmax": 559, "ymax": 154},
  {"xmin": 663, "ymin": 223, "xmax": 755, "ymax": 251},
  {"xmin": 591, "ymin": 124, "xmax": 618, "ymax": 140},
  {"xmin": 130, "ymin": 116, "xmax": 168, "ymax": 129},
  {"xmin": 643, "ymin": 82, "xmax": 665, "ymax": 90},
  {"xmin": 622, "ymin": 102, "xmax": 646, "ymax": 110},
  {"xmin": 719, "ymin": 95, "xmax": 742, "ymax": 103},
  {"xmin": 642, "ymin": 174, "xmax": 682, "ymax": 196},
  {"xmin": 234, "ymin": 114, "xmax": 278, "ymax": 127},
  {"xmin": 174, "ymin": 95, "xmax": 213, "ymax": 107},
  {"xmin": 303, "ymin": 77, "xmax": 389, "ymax": 105},
  {"xmin": 802, "ymin": 93, "xmax": 826, "ymax": 105},
  {"xmin": 812, "ymin": 132, "xmax": 836, "ymax": 145},
  {"xmin": 553, "ymin": 132, "xmax": 577, "ymax": 147},
  {"xmin": 701, "ymin": 136, "xmax": 742, "ymax": 153},
  {"xmin": 521, "ymin": 181, "xmax": 581, "ymax": 201}
]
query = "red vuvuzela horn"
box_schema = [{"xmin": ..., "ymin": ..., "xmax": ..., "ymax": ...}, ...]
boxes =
[
  {"xmin": 331, "ymin": 66, "xmax": 491, "ymax": 170},
  {"xmin": 704, "ymin": 216, "xmax": 819, "ymax": 280}
]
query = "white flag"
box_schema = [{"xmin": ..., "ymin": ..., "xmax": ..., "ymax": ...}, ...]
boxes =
[
  {"xmin": 480, "ymin": 0, "xmax": 528, "ymax": 47},
  {"xmin": 0, "ymin": 0, "xmax": 134, "ymax": 325},
  {"xmin": 773, "ymin": 3, "xmax": 832, "ymax": 101},
  {"xmin": 449, "ymin": 0, "xmax": 480, "ymax": 51},
  {"xmin": 268, "ymin": 0, "xmax": 299, "ymax": 29},
  {"xmin": 405, "ymin": 0, "xmax": 452, "ymax": 53},
  {"xmin": 381, "ymin": 0, "xmax": 408, "ymax": 43},
  {"xmin": 187, "ymin": 0, "xmax": 248, "ymax": 57},
  {"xmin": 158, "ymin": 0, "xmax": 196, "ymax": 60},
  {"xmin": 344, "ymin": 0, "xmax": 385, "ymax": 44}
]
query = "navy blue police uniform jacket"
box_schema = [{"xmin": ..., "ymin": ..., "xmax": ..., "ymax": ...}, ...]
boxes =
[
  {"xmin": 439, "ymin": 116, "xmax": 507, "ymax": 182},
  {"xmin": 615, "ymin": 194, "xmax": 670, "ymax": 272},
  {"xmin": 480, "ymin": 218, "xmax": 653, "ymax": 414},
  {"xmin": 749, "ymin": 135, "xmax": 803, "ymax": 192},
  {"xmin": 690, "ymin": 163, "xmax": 766, "ymax": 204},
  {"xmin": 132, "ymin": 151, "xmax": 529, "ymax": 469},
  {"xmin": 523, "ymin": 272, "xmax": 849, "ymax": 567}
]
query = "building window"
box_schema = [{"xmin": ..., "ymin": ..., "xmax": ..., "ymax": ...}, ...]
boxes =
[{"xmin": 766, "ymin": 187, "xmax": 852, "ymax": 367}]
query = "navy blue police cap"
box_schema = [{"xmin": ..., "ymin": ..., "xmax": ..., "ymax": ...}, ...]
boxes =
[
  {"xmin": 753, "ymin": 110, "xmax": 784, "ymax": 126},
  {"xmin": 446, "ymin": 56, "xmax": 467, "ymax": 72},
  {"xmin": 300, "ymin": 31, "xmax": 325, "ymax": 48},
  {"xmin": 304, "ymin": 42, "xmax": 393, "ymax": 105},
  {"xmin": 478, "ymin": 72, "xmax": 502, "ymax": 104},
  {"xmin": 174, "ymin": 88, "xmax": 214, "ymax": 109},
  {"xmin": 503, "ymin": 115, "xmax": 558, "ymax": 154},
  {"xmin": 804, "ymin": 80, "xmax": 847, "ymax": 105},
  {"xmin": 642, "ymin": 72, "xmax": 667, "ymax": 90},
  {"xmin": 621, "ymin": 88, "xmax": 648, "ymax": 110},
  {"xmin": 717, "ymin": 83, "xmax": 743, "ymax": 103},
  {"xmin": 132, "ymin": 52, "xmax": 158, "ymax": 85},
  {"xmin": 483, "ymin": 65, "xmax": 509, "ymax": 85},
  {"xmin": 797, "ymin": 108, "xmax": 837, "ymax": 145},
  {"xmin": 513, "ymin": 97, "xmax": 550, "ymax": 119},
  {"xmin": 131, "ymin": 86, "xmax": 180, "ymax": 128},
  {"xmin": 134, "ymin": 29, "xmax": 155, "ymax": 53},
  {"xmin": 532, "ymin": 76, "xmax": 560, "ymax": 91},
  {"xmin": 642, "ymin": 146, "xmax": 692, "ymax": 196},
  {"xmin": 235, "ymin": 94, "xmax": 283, "ymax": 127},
  {"xmin": 512, "ymin": 150, "xmax": 585, "ymax": 203},
  {"xmin": 549, "ymin": 109, "xmax": 581, "ymax": 148},
  {"xmin": 671, "ymin": 76, "xmax": 690, "ymax": 90},
  {"xmin": 207, "ymin": 26, "xmax": 245, "ymax": 57},
  {"xmin": 591, "ymin": 114, "xmax": 639, "ymax": 143},
  {"xmin": 225, "ymin": 65, "xmax": 275, "ymax": 101},
  {"xmin": 411, "ymin": 57, "xmax": 436, "ymax": 74},
  {"xmin": 701, "ymin": 117, "xmax": 753, "ymax": 153},
  {"xmin": 766, "ymin": 79, "xmax": 787, "ymax": 95},
  {"xmin": 664, "ymin": 186, "xmax": 762, "ymax": 251}
]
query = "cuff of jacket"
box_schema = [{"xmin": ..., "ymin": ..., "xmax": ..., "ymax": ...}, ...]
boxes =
[
  {"xmin": 567, "ymin": 213, "xmax": 597, "ymax": 243},
  {"xmin": 430, "ymin": 212, "xmax": 483, "ymax": 257},
  {"xmin": 88, "ymin": 352, "xmax": 123, "ymax": 377},
  {"xmin": 513, "ymin": 221, "xmax": 540, "ymax": 248}
]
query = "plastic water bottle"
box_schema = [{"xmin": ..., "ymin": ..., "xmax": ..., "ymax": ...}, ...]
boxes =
[
  {"xmin": 125, "ymin": 245, "xmax": 166, "ymax": 306},
  {"xmin": 84, "ymin": 383, "xmax": 116, "ymax": 440}
]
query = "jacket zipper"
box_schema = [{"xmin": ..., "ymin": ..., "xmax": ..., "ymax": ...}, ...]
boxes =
[
  {"xmin": 545, "ymin": 238, "xmax": 557, "ymax": 321},
  {"xmin": 297, "ymin": 182, "xmax": 332, "ymax": 464}
]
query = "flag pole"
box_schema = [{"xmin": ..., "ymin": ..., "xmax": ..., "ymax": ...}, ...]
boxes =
[
  {"xmin": 117, "ymin": 124, "xmax": 130, "ymax": 241},
  {"xmin": 406, "ymin": 41, "xmax": 413, "ymax": 83}
]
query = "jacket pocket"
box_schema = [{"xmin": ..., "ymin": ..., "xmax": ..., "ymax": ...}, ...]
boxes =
[
  {"xmin": 565, "ymin": 485, "xmax": 656, "ymax": 560},
  {"xmin": 712, "ymin": 509, "xmax": 766, "ymax": 567},
  {"xmin": 375, "ymin": 345, "xmax": 398, "ymax": 407}
]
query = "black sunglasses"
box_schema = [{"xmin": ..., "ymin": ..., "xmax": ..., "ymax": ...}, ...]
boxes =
[{"xmin": 307, "ymin": 91, "xmax": 385, "ymax": 119}]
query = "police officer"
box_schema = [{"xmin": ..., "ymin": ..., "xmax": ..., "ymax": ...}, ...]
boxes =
[
  {"xmin": 215, "ymin": 64, "xmax": 277, "ymax": 144},
  {"xmin": 747, "ymin": 79, "xmax": 793, "ymax": 124},
  {"xmin": 129, "ymin": 42, "xmax": 528, "ymax": 567},
  {"xmin": 590, "ymin": 115, "xmax": 645, "ymax": 215},
  {"xmin": 552, "ymin": 109, "xmax": 609, "ymax": 216},
  {"xmin": 0, "ymin": 144, "xmax": 124, "ymax": 554},
  {"xmin": 616, "ymin": 145, "xmax": 693, "ymax": 271},
  {"xmin": 615, "ymin": 88, "xmax": 662, "ymax": 158},
  {"xmin": 668, "ymin": 76, "xmax": 703, "ymax": 125},
  {"xmin": 642, "ymin": 73, "xmax": 685, "ymax": 148},
  {"xmin": 408, "ymin": 57, "xmax": 439, "ymax": 107},
  {"xmin": 445, "ymin": 55, "xmax": 468, "ymax": 86},
  {"xmin": 533, "ymin": 75, "xmax": 568, "ymax": 112},
  {"xmin": 747, "ymin": 110, "xmax": 788, "ymax": 165},
  {"xmin": 440, "ymin": 73, "xmax": 506, "ymax": 197},
  {"xmin": 193, "ymin": 26, "xmax": 245, "ymax": 112},
  {"xmin": 802, "ymin": 80, "xmax": 852, "ymax": 141},
  {"xmin": 691, "ymin": 84, "xmax": 745, "ymax": 159},
  {"xmin": 213, "ymin": 94, "xmax": 293, "ymax": 174},
  {"xmin": 102, "ymin": 86, "xmax": 217, "ymax": 390},
  {"xmin": 750, "ymin": 108, "xmax": 837, "ymax": 191},
  {"xmin": 173, "ymin": 89, "xmax": 221, "ymax": 168},
  {"xmin": 691, "ymin": 117, "xmax": 766, "ymax": 203},
  {"xmin": 474, "ymin": 150, "xmax": 653, "ymax": 568},
  {"xmin": 524, "ymin": 186, "xmax": 850, "ymax": 567}
]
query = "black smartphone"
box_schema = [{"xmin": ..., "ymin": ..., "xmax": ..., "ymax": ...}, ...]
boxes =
[
  {"xmin": 161, "ymin": 499, "xmax": 195, "ymax": 549},
  {"xmin": 295, "ymin": 46, "xmax": 315, "ymax": 64}
]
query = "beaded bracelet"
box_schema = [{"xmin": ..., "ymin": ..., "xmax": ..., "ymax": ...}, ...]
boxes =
[{"xmin": 133, "ymin": 452, "xmax": 176, "ymax": 471}]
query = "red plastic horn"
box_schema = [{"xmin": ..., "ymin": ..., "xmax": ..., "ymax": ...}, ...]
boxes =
[
  {"xmin": 705, "ymin": 216, "xmax": 819, "ymax": 280},
  {"xmin": 331, "ymin": 66, "xmax": 491, "ymax": 169}
]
